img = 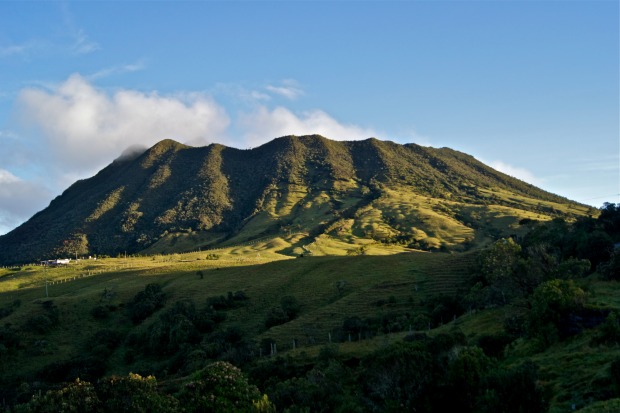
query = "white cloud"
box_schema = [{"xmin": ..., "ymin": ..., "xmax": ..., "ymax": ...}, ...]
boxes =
[
  {"xmin": 238, "ymin": 105, "xmax": 377, "ymax": 146},
  {"xmin": 16, "ymin": 74, "xmax": 230, "ymax": 173},
  {"xmin": 87, "ymin": 61, "xmax": 146, "ymax": 81},
  {"xmin": 488, "ymin": 160, "xmax": 542, "ymax": 186},
  {"xmin": 0, "ymin": 43, "xmax": 30, "ymax": 58},
  {"xmin": 71, "ymin": 29, "xmax": 99, "ymax": 55},
  {"xmin": 212, "ymin": 83, "xmax": 271, "ymax": 104},
  {"xmin": 0, "ymin": 40, "xmax": 49, "ymax": 59},
  {"xmin": 0, "ymin": 169, "xmax": 52, "ymax": 235},
  {"xmin": 265, "ymin": 79, "xmax": 304, "ymax": 100},
  {"xmin": 0, "ymin": 170, "xmax": 20, "ymax": 184}
]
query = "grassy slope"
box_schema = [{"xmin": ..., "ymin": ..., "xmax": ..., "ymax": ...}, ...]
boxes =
[
  {"xmin": 1, "ymin": 237, "xmax": 617, "ymax": 412},
  {"xmin": 0, "ymin": 243, "xmax": 472, "ymax": 379}
]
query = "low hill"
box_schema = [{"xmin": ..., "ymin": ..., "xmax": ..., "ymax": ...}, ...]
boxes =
[{"xmin": 0, "ymin": 135, "xmax": 591, "ymax": 265}]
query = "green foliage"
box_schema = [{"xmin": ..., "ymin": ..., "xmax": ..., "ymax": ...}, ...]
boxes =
[
  {"xmin": 600, "ymin": 250, "xmax": 620, "ymax": 281},
  {"xmin": 178, "ymin": 361, "xmax": 261, "ymax": 413},
  {"xmin": 479, "ymin": 238, "xmax": 524, "ymax": 305},
  {"xmin": 265, "ymin": 295, "xmax": 300, "ymax": 328},
  {"xmin": 527, "ymin": 279, "xmax": 587, "ymax": 346},
  {"xmin": 592, "ymin": 311, "xmax": 620, "ymax": 346},
  {"xmin": 145, "ymin": 299, "xmax": 201, "ymax": 355},
  {"xmin": 3, "ymin": 198, "xmax": 620, "ymax": 413},
  {"xmin": 15, "ymin": 378, "xmax": 101, "ymax": 413},
  {"xmin": 206, "ymin": 291, "xmax": 249, "ymax": 311},
  {"xmin": 476, "ymin": 362, "xmax": 548, "ymax": 413},
  {"xmin": 360, "ymin": 341, "xmax": 436, "ymax": 411},
  {"xmin": 252, "ymin": 394, "xmax": 276, "ymax": 413},
  {"xmin": 127, "ymin": 283, "xmax": 166, "ymax": 324},
  {"xmin": 97, "ymin": 373, "xmax": 179, "ymax": 413},
  {"xmin": 599, "ymin": 202, "xmax": 620, "ymax": 240},
  {"xmin": 446, "ymin": 346, "xmax": 493, "ymax": 411}
]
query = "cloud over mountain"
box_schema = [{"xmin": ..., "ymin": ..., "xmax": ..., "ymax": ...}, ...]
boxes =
[
  {"xmin": 239, "ymin": 106, "xmax": 377, "ymax": 146},
  {"xmin": 17, "ymin": 74, "xmax": 230, "ymax": 173}
]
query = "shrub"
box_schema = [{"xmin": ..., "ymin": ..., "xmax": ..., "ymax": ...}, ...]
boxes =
[
  {"xmin": 177, "ymin": 361, "xmax": 263, "ymax": 413},
  {"xmin": 97, "ymin": 373, "xmax": 179, "ymax": 413},
  {"xmin": 265, "ymin": 296, "xmax": 301, "ymax": 329},
  {"xmin": 14, "ymin": 378, "xmax": 101, "ymax": 413},
  {"xmin": 477, "ymin": 362, "xmax": 548, "ymax": 413},
  {"xmin": 127, "ymin": 283, "xmax": 166, "ymax": 324}
]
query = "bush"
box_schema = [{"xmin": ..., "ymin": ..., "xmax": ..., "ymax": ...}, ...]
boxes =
[
  {"xmin": 97, "ymin": 373, "xmax": 179, "ymax": 413},
  {"xmin": 592, "ymin": 311, "xmax": 620, "ymax": 346},
  {"xmin": 177, "ymin": 361, "xmax": 265, "ymax": 413},
  {"xmin": 127, "ymin": 284, "xmax": 166, "ymax": 324},
  {"xmin": 15, "ymin": 378, "xmax": 101, "ymax": 413},
  {"xmin": 477, "ymin": 362, "xmax": 548, "ymax": 413},
  {"xmin": 265, "ymin": 296, "xmax": 301, "ymax": 329}
]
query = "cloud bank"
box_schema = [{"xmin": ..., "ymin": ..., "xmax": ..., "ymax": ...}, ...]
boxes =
[
  {"xmin": 17, "ymin": 74, "xmax": 230, "ymax": 173},
  {"xmin": 239, "ymin": 106, "xmax": 377, "ymax": 146},
  {"xmin": 489, "ymin": 160, "xmax": 542, "ymax": 186}
]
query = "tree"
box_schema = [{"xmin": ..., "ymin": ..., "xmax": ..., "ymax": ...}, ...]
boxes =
[
  {"xmin": 477, "ymin": 362, "xmax": 548, "ymax": 413},
  {"xmin": 360, "ymin": 342, "xmax": 436, "ymax": 411},
  {"xmin": 600, "ymin": 250, "xmax": 620, "ymax": 280},
  {"xmin": 54, "ymin": 233, "xmax": 89, "ymax": 258},
  {"xmin": 599, "ymin": 202, "xmax": 620, "ymax": 239},
  {"xmin": 480, "ymin": 238, "xmax": 523, "ymax": 304},
  {"xmin": 265, "ymin": 296, "xmax": 300, "ymax": 328},
  {"xmin": 127, "ymin": 283, "xmax": 167, "ymax": 324},
  {"xmin": 177, "ymin": 361, "xmax": 268, "ymax": 413},
  {"xmin": 446, "ymin": 346, "xmax": 492, "ymax": 412},
  {"xmin": 15, "ymin": 379, "xmax": 101, "ymax": 413},
  {"xmin": 97, "ymin": 373, "xmax": 179, "ymax": 413},
  {"xmin": 527, "ymin": 279, "xmax": 587, "ymax": 346}
]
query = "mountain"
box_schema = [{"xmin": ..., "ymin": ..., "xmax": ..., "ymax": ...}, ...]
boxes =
[{"xmin": 0, "ymin": 135, "xmax": 590, "ymax": 264}]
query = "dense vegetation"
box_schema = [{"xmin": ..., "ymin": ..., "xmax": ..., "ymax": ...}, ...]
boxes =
[
  {"xmin": 0, "ymin": 203, "xmax": 618, "ymax": 412},
  {"xmin": 0, "ymin": 135, "xmax": 589, "ymax": 265}
]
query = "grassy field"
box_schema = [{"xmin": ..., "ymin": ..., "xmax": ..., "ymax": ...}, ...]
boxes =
[{"xmin": 0, "ymin": 240, "xmax": 475, "ymax": 379}]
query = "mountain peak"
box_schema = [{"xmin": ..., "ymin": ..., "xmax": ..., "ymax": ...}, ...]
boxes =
[{"xmin": 0, "ymin": 136, "xmax": 588, "ymax": 264}]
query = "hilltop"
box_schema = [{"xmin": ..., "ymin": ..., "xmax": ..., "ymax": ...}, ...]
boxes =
[{"xmin": 0, "ymin": 135, "xmax": 590, "ymax": 264}]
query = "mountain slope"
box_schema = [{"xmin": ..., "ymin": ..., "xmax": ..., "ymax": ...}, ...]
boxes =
[{"xmin": 0, "ymin": 135, "xmax": 590, "ymax": 264}]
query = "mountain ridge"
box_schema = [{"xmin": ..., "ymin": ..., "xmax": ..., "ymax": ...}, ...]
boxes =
[{"xmin": 0, "ymin": 135, "xmax": 588, "ymax": 264}]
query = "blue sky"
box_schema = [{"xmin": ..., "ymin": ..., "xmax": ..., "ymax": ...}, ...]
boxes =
[{"xmin": 0, "ymin": 1, "xmax": 618, "ymax": 235}]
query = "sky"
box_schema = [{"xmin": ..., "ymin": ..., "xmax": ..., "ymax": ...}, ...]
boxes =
[{"xmin": 0, "ymin": 1, "xmax": 618, "ymax": 235}]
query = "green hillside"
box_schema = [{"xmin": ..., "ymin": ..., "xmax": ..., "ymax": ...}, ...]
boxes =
[
  {"xmin": 0, "ymin": 135, "xmax": 590, "ymax": 265},
  {"xmin": 0, "ymin": 135, "xmax": 613, "ymax": 412},
  {"xmin": 0, "ymin": 202, "xmax": 619, "ymax": 412}
]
